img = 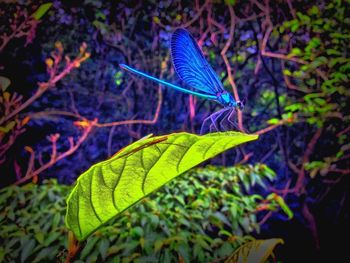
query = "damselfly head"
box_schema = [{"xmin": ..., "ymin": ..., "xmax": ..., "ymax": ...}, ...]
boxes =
[{"xmin": 236, "ymin": 100, "xmax": 244, "ymax": 110}]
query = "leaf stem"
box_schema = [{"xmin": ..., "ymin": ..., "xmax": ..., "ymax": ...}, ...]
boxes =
[{"xmin": 65, "ymin": 231, "xmax": 81, "ymax": 263}]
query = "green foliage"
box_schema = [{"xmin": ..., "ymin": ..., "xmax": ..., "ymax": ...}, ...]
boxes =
[
  {"xmin": 0, "ymin": 163, "xmax": 284, "ymax": 262},
  {"xmin": 225, "ymin": 239, "xmax": 284, "ymax": 263},
  {"xmin": 282, "ymin": 2, "xmax": 349, "ymax": 125},
  {"xmin": 279, "ymin": 0, "xmax": 350, "ymax": 178},
  {"xmin": 0, "ymin": 180, "xmax": 69, "ymax": 262},
  {"xmin": 66, "ymin": 131, "xmax": 258, "ymax": 241}
]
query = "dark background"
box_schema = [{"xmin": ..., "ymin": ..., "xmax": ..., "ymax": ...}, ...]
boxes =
[{"xmin": 1, "ymin": 0, "xmax": 349, "ymax": 261}]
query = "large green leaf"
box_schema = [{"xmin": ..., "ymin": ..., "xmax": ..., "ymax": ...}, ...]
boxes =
[
  {"xmin": 225, "ymin": 238, "xmax": 284, "ymax": 263},
  {"xmin": 65, "ymin": 132, "xmax": 258, "ymax": 240}
]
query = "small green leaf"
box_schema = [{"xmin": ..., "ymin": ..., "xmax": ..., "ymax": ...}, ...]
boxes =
[
  {"xmin": 98, "ymin": 239, "xmax": 110, "ymax": 261},
  {"xmin": 52, "ymin": 213, "xmax": 61, "ymax": 229},
  {"xmin": 174, "ymin": 195, "xmax": 185, "ymax": 205},
  {"xmin": 213, "ymin": 212, "xmax": 231, "ymax": 227},
  {"xmin": 194, "ymin": 243, "xmax": 205, "ymax": 261},
  {"xmin": 130, "ymin": 226, "xmax": 143, "ymax": 238},
  {"xmin": 154, "ymin": 239, "xmax": 164, "ymax": 252},
  {"xmin": 153, "ymin": 16, "xmax": 160, "ymax": 24},
  {"xmin": 43, "ymin": 232, "xmax": 60, "ymax": 246},
  {"xmin": 283, "ymin": 69, "xmax": 292, "ymax": 76},
  {"xmin": 32, "ymin": 3, "xmax": 53, "ymax": 20},
  {"xmin": 218, "ymin": 242, "xmax": 234, "ymax": 257},
  {"xmin": 230, "ymin": 204, "xmax": 238, "ymax": 219},
  {"xmin": 0, "ymin": 76, "xmax": 11, "ymax": 91},
  {"xmin": 21, "ymin": 239, "xmax": 35, "ymax": 263},
  {"xmin": 0, "ymin": 247, "xmax": 5, "ymax": 263},
  {"xmin": 225, "ymin": 238, "xmax": 284, "ymax": 263},
  {"xmin": 267, "ymin": 118, "xmax": 279, "ymax": 125},
  {"xmin": 267, "ymin": 193, "xmax": 293, "ymax": 219},
  {"xmin": 33, "ymin": 246, "xmax": 57, "ymax": 262},
  {"xmin": 314, "ymin": 98, "xmax": 326, "ymax": 106},
  {"xmin": 80, "ymin": 237, "xmax": 99, "ymax": 260},
  {"xmin": 65, "ymin": 132, "xmax": 258, "ymax": 241},
  {"xmin": 0, "ymin": 121, "xmax": 16, "ymax": 133},
  {"xmin": 290, "ymin": 22, "xmax": 299, "ymax": 32},
  {"xmin": 225, "ymin": 0, "xmax": 236, "ymax": 5},
  {"xmin": 35, "ymin": 232, "xmax": 44, "ymax": 244},
  {"xmin": 290, "ymin": 48, "xmax": 302, "ymax": 56},
  {"xmin": 274, "ymin": 195, "xmax": 294, "ymax": 219},
  {"xmin": 178, "ymin": 243, "xmax": 190, "ymax": 263},
  {"xmin": 326, "ymin": 49, "xmax": 341, "ymax": 56},
  {"xmin": 308, "ymin": 5, "xmax": 319, "ymax": 15}
]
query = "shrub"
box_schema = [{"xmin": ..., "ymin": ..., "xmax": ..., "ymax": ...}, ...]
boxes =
[{"xmin": 0, "ymin": 164, "xmax": 283, "ymax": 262}]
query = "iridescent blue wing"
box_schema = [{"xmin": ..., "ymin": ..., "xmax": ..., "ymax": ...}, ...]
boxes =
[{"xmin": 171, "ymin": 28, "xmax": 225, "ymax": 95}]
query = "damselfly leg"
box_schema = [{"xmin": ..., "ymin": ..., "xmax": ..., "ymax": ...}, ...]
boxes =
[
  {"xmin": 220, "ymin": 107, "xmax": 239, "ymax": 131},
  {"xmin": 200, "ymin": 107, "xmax": 231, "ymax": 134},
  {"xmin": 200, "ymin": 107, "xmax": 239, "ymax": 134},
  {"xmin": 209, "ymin": 108, "xmax": 230, "ymax": 132}
]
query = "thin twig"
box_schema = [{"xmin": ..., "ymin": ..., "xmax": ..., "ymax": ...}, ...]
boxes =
[
  {"xmin": 221, "ymin": 4, "xmax": 244, "ymax": 131},
  {"xmin": 15, "ymin": 119, "xmax": 96, "ymax": 185}
]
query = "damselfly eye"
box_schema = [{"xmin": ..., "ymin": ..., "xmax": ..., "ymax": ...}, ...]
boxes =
[{"xmin": 237, "ymin": 101, "xmax": 244, "ymax": 110}]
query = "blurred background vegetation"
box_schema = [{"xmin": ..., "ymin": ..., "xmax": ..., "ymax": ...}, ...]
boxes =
[{"xmin": 0, "ymin": 0, "xmax": 349, "ymax": 262}]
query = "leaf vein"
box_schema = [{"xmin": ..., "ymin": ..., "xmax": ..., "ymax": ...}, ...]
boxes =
[
  {"xmin": 141, "ymin": 136, "xmax": 181, "ymax": 194},
  {"xmin": 201, "ymin": 140, "xmax": 217, "ymax": 159},
  {"xmin": 77, "ymin": 183, "xmax": 82, "ymax": 238},
  {"xmin": 89, "ymin": 166, "xmax": 103, "ymax": 223},
  {"xmin": 175, "ymin": 139, "xmax": 198, "ymax": 173},
  {"xmin": 111, "ymin": 158, "xmax": 126, "ymax": 211}
]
